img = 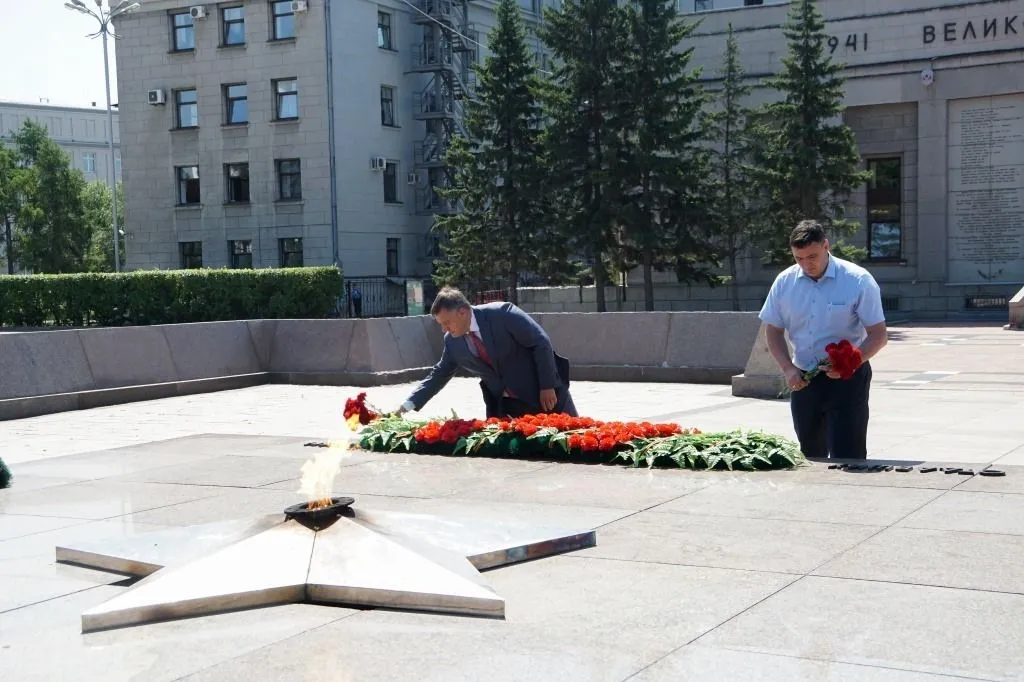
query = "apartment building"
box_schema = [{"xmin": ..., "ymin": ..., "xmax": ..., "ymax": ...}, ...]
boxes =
[{"xmin": 113, "ymin": 0, "xmax": 536, "ymax": 275}]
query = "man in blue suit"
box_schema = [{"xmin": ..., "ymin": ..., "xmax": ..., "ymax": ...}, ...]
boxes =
[{"xmin": 397, "ymin": 287, "xmax": 577, "ymax": 418}]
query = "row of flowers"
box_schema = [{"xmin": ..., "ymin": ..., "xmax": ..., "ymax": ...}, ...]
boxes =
[
  {"xmin": 413, "ymin": 413, "xmax": 689, "ymax": 451},
  {"xmin": 346, "ymin": 395, "xmax": 804, "ymax": 471}
]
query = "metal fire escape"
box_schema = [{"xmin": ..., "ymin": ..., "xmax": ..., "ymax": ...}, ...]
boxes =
[{"xmin": 410, "ymin": 0, "xmax": 478, "ymax": 220}]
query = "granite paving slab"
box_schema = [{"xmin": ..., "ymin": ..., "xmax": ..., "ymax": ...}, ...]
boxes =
[
  {"xmin": 813, "ymin": 526, "xmax": 1024, "ymax": 594},
  {"xmin": 697, "ymin": 576, "xmax": 1024, "ymax": 681}
]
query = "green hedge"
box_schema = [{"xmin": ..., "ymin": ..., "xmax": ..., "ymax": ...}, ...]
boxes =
[{"xmin": 0, "ymin": 267, "xmax": 343, "ymax": 327}]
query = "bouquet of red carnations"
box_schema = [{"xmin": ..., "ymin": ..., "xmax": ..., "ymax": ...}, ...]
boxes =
[
  {"xmin": 803, "ymin": 339, "xmax": 863, "ymax": 382},
  {"xmin": 343, "ymin": 392, "xmax": 381, "ymax": 425}
]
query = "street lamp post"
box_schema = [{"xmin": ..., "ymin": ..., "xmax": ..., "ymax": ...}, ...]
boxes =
[{"xmin": 65, "ymin": 0, "xmax": 140, "ymax": 273}]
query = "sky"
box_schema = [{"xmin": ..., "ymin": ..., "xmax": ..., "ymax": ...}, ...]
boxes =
[{"xmin": 0, "ymin": 0, "xmax": 121, "ymax": 107}]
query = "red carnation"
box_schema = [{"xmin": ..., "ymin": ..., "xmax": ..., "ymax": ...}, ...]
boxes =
[
  {"xmin": 343, "ymin": 392, "xmax": 380, "ymax": 425},
  {"xmin": 823, "ymin": 339, "xmax": 863, "ymax": 380}
]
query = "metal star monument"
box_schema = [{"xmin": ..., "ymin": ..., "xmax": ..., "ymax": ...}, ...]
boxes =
[{"xmin": 56, "ymin": 500, "xmax": 597, "ymax": 633}]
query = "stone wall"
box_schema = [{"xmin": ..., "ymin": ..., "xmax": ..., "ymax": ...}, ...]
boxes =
[
  {"xmin": 0, "ymin": 312, "xmax": 773, "ymax": 420},
  {"xmin": 1010, "ymin": 286, "xmax": 1024, "ymax": 330}
]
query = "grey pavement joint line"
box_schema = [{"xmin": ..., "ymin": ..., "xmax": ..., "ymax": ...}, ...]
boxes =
[
  {"xmin": 805, "ymin": 574, "xmax": 1024, "ymax": 599},
  {"xmin": 0, "ymin": 583, "xmax": 111, "ymax": 617}
]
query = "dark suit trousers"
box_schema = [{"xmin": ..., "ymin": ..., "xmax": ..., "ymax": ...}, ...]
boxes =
[
  {"xmin": 789, "ymin": 362, "xmax": 872, "ymax": 459},
  {"xmin": 481, "ymin": 385, "xmax": 578, "ymax": 418}
]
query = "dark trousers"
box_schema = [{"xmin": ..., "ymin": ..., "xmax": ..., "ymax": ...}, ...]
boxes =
[
  {"xmin": 789, "ymin": 362, "xmax": 872, "ymax": 459},
  {"xmin": 480, "ymin": 384, "xmax": 578, "ymax": 418}
]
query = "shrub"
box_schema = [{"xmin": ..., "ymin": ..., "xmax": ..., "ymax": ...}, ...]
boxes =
[{"xmin": 0, "ymin": 267, "xmax": 343, "ymax": 327}]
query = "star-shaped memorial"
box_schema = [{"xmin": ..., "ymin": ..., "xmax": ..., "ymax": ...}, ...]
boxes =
[{"xmin": 56, "ymin": 501, "xmax": 597, "ymax": 632}]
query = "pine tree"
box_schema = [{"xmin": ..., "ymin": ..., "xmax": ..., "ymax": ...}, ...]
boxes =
[
  {"xmin": 751, "ymin": 0, "xmax": 870, "ymax": 263},
  {"xmin": 612, "ymin": 0, "xmax": 711, "ymax": 310},
  {"xmin": 539, "ymin": 0, "xmax": 627, "ymax": 312},
  {"xmin": 706, "ymin": 24, "xmax": 759, "ymax": 311},
  {"xmin": 434, "ymin": 0, "xmax": 550, "ymax": 304}
]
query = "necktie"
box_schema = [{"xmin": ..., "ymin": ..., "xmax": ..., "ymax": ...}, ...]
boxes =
[{"xmin": 469, "ymin": 332, "xmax": 493, "ymax": 367}]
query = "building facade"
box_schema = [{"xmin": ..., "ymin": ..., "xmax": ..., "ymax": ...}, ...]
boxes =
[
  {"xmin": 115, "ymin": 0, "xmax": 1023, "ymax": 316},
  {"xmin": 114, "ymin": 0, "xmax": 541, "ymax": 276},
  {"xmin": 665, "ymin": 0, "xmax": 1024, "ymax": 316},
  {"xmin": 0, "ymin": 100, "xmax": 122, "ymax": 186}
]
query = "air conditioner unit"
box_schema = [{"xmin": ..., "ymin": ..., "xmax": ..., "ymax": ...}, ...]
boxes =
[
  {"xmin": 407, "ymin": 171, "xmax": 420, "ymax": 185},
  {"xmin": 147, "ymin": 89, "xmax": 166, "ymax": 105},
  {"xmin": 189, "ymin": 5, "xmax": 207, "ymax": 19},
  {"xmin": 289, "ymin": 0, "xmax": 308, "ymax": 12},
  {"xmin": 370, "ymin": 156, "xmax": 387, "ymax": 171}
]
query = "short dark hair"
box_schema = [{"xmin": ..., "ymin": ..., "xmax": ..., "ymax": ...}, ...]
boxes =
[
  {"xmin": 789, "ymin": 220, "xmax": 827, "ymax": 248},
  {"xmin": 430, "ymin": 286, "xmax": 471, "ymax": 315}
]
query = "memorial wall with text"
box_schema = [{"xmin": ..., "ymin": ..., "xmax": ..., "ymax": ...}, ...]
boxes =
[{"xmin": 947, "ymin": 94, "xmax": 1024, "ymax": 285}]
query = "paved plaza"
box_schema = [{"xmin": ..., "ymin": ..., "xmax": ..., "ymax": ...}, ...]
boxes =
[{"xmin": 0, "ymin": 325, "xmax": 1022, "ymax": 680}]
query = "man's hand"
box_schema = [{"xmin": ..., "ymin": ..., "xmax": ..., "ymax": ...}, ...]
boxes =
[
  {"xmin": 539, "ymin": 388, "xmax": 557, "ymax": 412},
  {"xmin": 784, "ymin": 366, "xmax": 808, "ymax": 392},
  {"xmin": 825, "ymin": 369, "xmax": 841, "ymax": 379}
]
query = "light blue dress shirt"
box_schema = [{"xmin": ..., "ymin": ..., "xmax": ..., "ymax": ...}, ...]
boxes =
[{"xmin": 759, "ymin": 255, "xmax": 886, "ymax": 372}]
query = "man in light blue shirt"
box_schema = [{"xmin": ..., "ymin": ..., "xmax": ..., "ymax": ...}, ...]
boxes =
[{"xmin": 759, "ymin": 220, "xmax": 888, "ymax": 460}]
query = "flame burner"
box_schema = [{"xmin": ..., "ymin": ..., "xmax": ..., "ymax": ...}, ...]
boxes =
[{"xmin": 283, "ymin": 497, "xmax": 355, "ymax": 531}]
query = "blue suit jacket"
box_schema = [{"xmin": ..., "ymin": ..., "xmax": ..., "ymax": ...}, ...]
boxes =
[{"xmin": 407, "ymin": 302, "xmax": 570, "ymax": 413}]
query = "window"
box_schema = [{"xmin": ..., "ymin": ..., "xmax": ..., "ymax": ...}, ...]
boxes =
[
  {"xmin": 273, "ymin": 78, "xmax": 298, "ymax": 120},
  {"xmin": 743, "ymin": 0, "xmax": 764, "ymax": 5},
  {"xmin": 386, "ymin": 237, "xmax": 400, "ymax": 276},
  {"xmin": 229, "ymin": 239, "xmax": 253, "ymax": 268},
  {"xmin": 114, "ymin": 156, "xmax": 121, "ymax": 177},
  {"xmin": 383, "ymin": 161, "xmax": 399, "ymax": 203},
  {"xmin": 222, "ymin": 6, "xmax": 245, "ymax": 45},
  {"xmin": 279, "ymin": 237, "xmax": 303, "ymax": 267},
  {"xmin": 380, "ymin": 86, "xmax": 396, "ymax": 127},
  {"xmin": 377, "ymin": 11, "xmax": 392, "ymax": 49},
  {"xmin": 693, "ymin": 0, "xmax": 713, "ymax": 10},
  {"xmin": 276, "ymin": 158, "xmax": 302, "ymax": 200},
  {"xmin": 224, "ymin": 84, "xmax": 248, "ymax": 124},
  {"xmin": 176, "ymin": 166, "xmax": 201, "ymax": 205},
  {"xmin": 171, "ymin": 11, "xmax": 195, "ymax": 51},
  {"xmin": 271, "ymin": 0, "xmax": 296, "ymax": 40},
  {"xmin": 82, "ymin": 152, "xmax": 96, "ymax": 173},
  {"xmin": 866, "ymin": 157, "xmax": 902, "ymax": 260},
  {"xmin": 179, "ymin": 241, "xmax": 203, "ymax": 268},
  {"xmin": 175, "ymin": 89, "xmax": 198, "ymax": 128},
  {"xmin": 225, "ymin": 163, "xmax": 250, "ymax": 202}
]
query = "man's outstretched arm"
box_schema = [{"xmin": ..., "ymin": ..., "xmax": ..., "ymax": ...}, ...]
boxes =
[{"xmin": 402, "ymin": 344, "xmax": 458, "ymax": 412}]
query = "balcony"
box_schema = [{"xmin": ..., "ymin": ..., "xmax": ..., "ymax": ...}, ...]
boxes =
[{"xmin": 410, "ymin": 0, "xmax": 460, "ymax": 26}]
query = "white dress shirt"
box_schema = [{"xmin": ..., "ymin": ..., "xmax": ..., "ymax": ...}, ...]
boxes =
[{"xmin": 759, "ymin": 255, "xmax": 885, "ymax": 372}]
